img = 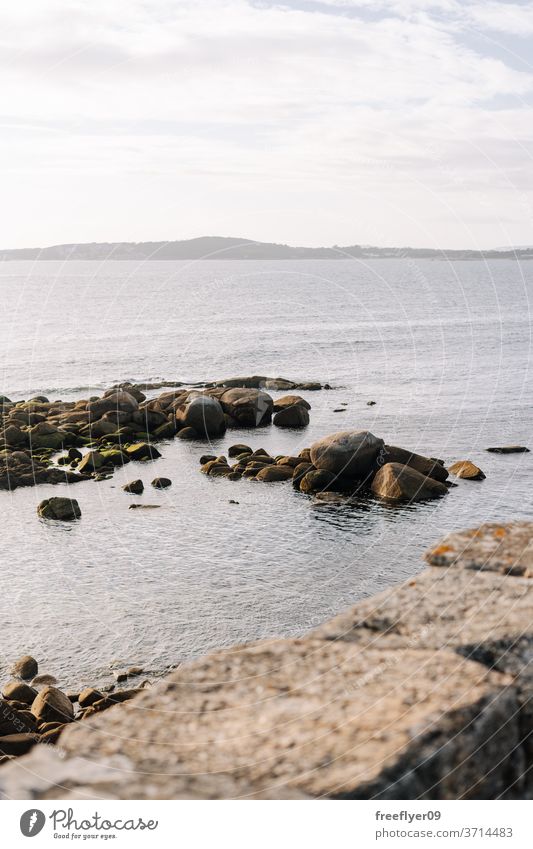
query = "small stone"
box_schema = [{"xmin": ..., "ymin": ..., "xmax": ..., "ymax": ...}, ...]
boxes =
[
  {"xmin": 127, "ymin": 666, "xmax": 143, "ymax": 677},
  {"xmin": 129, "ymin": 503, "xmax": 161, "ymax": 510},
  {"xmin": 9, "ymin": 655, "xmax": 38, "ymax": 680},
  {"xmin": 114, "ymin": 671, "xmax": 128, "ymax": 682},
  {"xmin": 448, "ymin": 460, "xmax": 486, "ymax": 480},
  {"xmin": 367, "ymin": 400, "xmax": 376, "ymax": 406},
  {"xmin": 123, "ymin": 479, "xmax": 144, "ymax": 494},
  {"xmin": 151, "ymin": 477, "xmax": 172, "ymax": 489},
  {"xmin": 229, "ymin": 499, "xmax": 239, "ymax": 504},
  {"xmin": 486, "ymin": 446, "xmax": 529, "ymax": 454}
]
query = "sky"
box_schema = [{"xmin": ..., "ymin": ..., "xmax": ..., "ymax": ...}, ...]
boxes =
[{"xmin": 1, "ymin": 0, "xmax": 533, "ymax": 249}]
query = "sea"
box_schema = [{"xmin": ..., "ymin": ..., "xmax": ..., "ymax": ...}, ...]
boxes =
[{"xmin": 0, "ymin": 258, "xmax": 531, "ymax": 687}]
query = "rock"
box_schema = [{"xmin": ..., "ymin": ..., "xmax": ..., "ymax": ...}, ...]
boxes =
[
  {"xmin": 1, "ymin": 682, "xmax": 37, "ymax": 705},
  {"xmin": 78, "ymin": 688, "xmax": 104, "ymax": 708},
  {"xmin": 219, "ymin": 388, "xmax": 273, "ymax": 427},
  {"xmin": 199, "ymin": 454, "xmax": 217, "ymax": 464},
  {"xmin": 333, "ymin": 408, "xmax": 346, "ymax": 413},
  {"xmin": 39, "ymin": 725, "xmax": 67, "ymax": 745},
  {"xmin": 129, "ymin": 504, "xmax": 160, "ymax": 510},
  {"xmin": 448, "ymin": 460, "xmax": 486, "ymax": 480},
  {"xmin": 273, "ymin": 405, "xmax": 310, "ymax": 429},
  {"xmin": 123, "ymin": 479, "xmax": 144, "ymax": 495},
  {"xmin": 152, "ymin": 421, "xmax": 177, "ymax": 440},
  {"xmin": 27, "ymin": 422, "xmax": 67, "ymax": 450},
  {"xmin": 127, "ymin": 666, "xmax": 143, "ymax": 677},
  {"xmin": 371, "ymin": 463, "xmax": 448, "ymax": 502},
  {"xmin": 114, "ymin": 671, "xmax": 128, "ymax": 683},
  {"xmin": 255, "ymin": 465, "xmax": 294, "ymax": 482},
  {"xmin": 152, "ymin": 477, "xmax": 172, "ymax": 489},
  {"xmin": 31, "ymin": 687, "xmax": 74, "ymax": 724},
  {"xmin": 86, "ymin": 419, "xmax": 117, "ymax": 438},
  {"xmin": 292, "ymin": 462, "xmax": 314, "ymax": 488},
  {"xmin": 2, "ymin": 425, "xmax": 26, "ymax": 446},
  {"xmin": 31, "ymin": 674, "xmax": 58, "ymax": 688},
  {"xmin": 367, "ymin": 400, "xmax": 376, "ymax": 406},
  {"xmin": 380, "ymin": 445, "xmax": 449, "ymax": 483},
  {"xmin": 125, "ymin": 442, "xmax": 162, "ymax": 460},
  {"xmin": 272, "ymin": 395, "xmax": 311, "ymax": 411},
  {"xmin": 486, "ymin": 446, "xmax": 530, "ymax": 454},
  {"xmin": 37, "ymin": 497, "xmax": 81, "ymax": 521},
  {"xmin": 228, "ymin": 444, "xmax": 252, "ymax": 458},
  {"xmin": 9, "ymin": 656, "xmax": 38, "ymax": 680},
  {"xmin": 276, "ymin": 456, "xmax": 305, "ymax": 468},
  {"xmin": 87, "ymin": 390, "xmax": 139, "ymax": 419},
  {"xmin": 299, "ymin": 469, "xmax": 340, "ymax": 493},
  {"xmin": 77, "ymin": 450, "xmax": 105, "ymax": 474},
  {"xmin": 299, "ymin": 448, "xmax": 311, "ymax": 462},
  {"xmin": 176, "ymin": 427, "xmax": 198, "ymax": 440},
  {"xmin": 310, "ymin": 430, "xmax": 384, "ymax": 477},
  {"xmin": 100, "ymin": 448, "xmax": 128, "ymax": 466},
  {"xmin": 176, "ymin": 395, "xmax": 226, "ymax": 437},
  {"xmin": 0, "ymin": 734, "xmax": 38, "ymax": 757}
]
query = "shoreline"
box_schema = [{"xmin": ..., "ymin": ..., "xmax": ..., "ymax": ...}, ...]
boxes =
[{"xmin": 1, "ymin": 520, "xmax": 532, "ymax": 799}]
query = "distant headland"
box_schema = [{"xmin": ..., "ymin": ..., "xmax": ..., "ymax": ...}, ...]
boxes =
[{"xmin": 0, "ymin": 236, "xmax": 532, "ymax": 261}]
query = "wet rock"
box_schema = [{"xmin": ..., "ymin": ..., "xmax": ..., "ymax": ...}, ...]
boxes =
[
  {"xmin": 78, "ymin": 688, "xmax": 104, "ymax": 708},
  {"xmin": 87, "ymin": 389, "xmax": 139, "ymax": 419},
  {"xmin": 100, "ymin": 448, "xmax": 128, "ymax": 466},
  {"xmin": 176, "ymin": 394, "xmax": 226, "ymax": 437},
  {"xmin": 176, "ymin": 427, "xmax": 198, "ymax": 440},
  {"xmin": 272, "ymin": 395, "xmax": 311, "ymax": 411},
  {"xmin": 152, "ymin": 477, "xmax": 172, "ymax": 489},
  {"xmin": 310, "ymin": 430, "xmax": 384, "ymax": 477},
  {"xmin": 199, "ymin": 454, "xmax": 217, "ymax": 464},
  {"xmin": 153, "ymin": 421, "xmax": 177, "ymax": 440},
  {"xmin": 219, "ymin": 388, "xmax": 273, "ymax": 427},
  {"xmin": 299, "ymin": 448, "xmax": 311, "ymax": 462},
  {"xmin": 367, "ymin": 400, "xmax": 376, "ymax": 406},
  {"xmin": 486, "ymin": 446, "xmax": 530, "ymax": 454},
  {"xmin": 380, "ymin": 445, "xmax": 449, "ymax": 483},
  {"xmin": 448, "ymin": 460, "xmax": 486, "ymax": 480},
  {"xmin": 77, "ymin": 450, "xmax": 105, "ymax": 474},
  {"xmin": 0, "ymin": 734, "xmax": 38, "ymax": 757},
  {"xmin": 292, "ymin": 462, "xmax": 314, "ymax": 489},
  {"xmin": 129, "ymin": 504, "xmax": 160, "ymax": 509},
  {"xmin": 273, "ymin": 405, "xmax": 310, "ymax": 429},
  {"xmin": 299, "ymin": 469, "xmax": 340, "ymax": 494},
  {"xmin": 86, "ymin": 419, "xmax": 117, "ymax": 438},
  {"xmin": 37, "ymin": 497, "xmax": 81, "ymax": 521},
  {"xmin": 125, "ymin": 442, "xmax": 162, "ymax": 460},
  {"xmin": 371, "ymin": 463, "xmax": 448, "ymax": 503},
  {"xmin": 127, "ymin": 666, "xmax": 143, "ymax": 677},
  {"xmin": 31, "ymin": 686, "xmax": 74, "ymax": 724},
  {"xmin": 9, "ymin": 656, "xmax": 38, "ymax": 680},
  {"xmin": 2, "ymin": 425, "xmax": 26, "ymax": 446},
  {"xmin": 114, "ymin": 671, "xmax": 128, "ymax": 683},
  {"xmin": 123, "ymin": 479, "xmax": 144, "ymax": 495},
  {"xmin": 228, "ymin": 444, "xmax": 252, "ymax": 458},
  {"xmin": 1, "ymin": 682, "xmax": 37, "ymax": 705},
  {"xmin": 28, "ymin": 422, "xmax": 67, "ymax": 450},
  {"xmin": 255, "ymin": 465, "xmax": 294, "ymax": 482}
]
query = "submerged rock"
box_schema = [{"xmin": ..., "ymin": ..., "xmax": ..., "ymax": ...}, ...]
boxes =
[
  {"xmin": 123, "ymin": 479, "xmax": 144, "ymax": 494},
  {"xmin": 152, "ymin": 477, "xmax": 172, "ymax": 489}
]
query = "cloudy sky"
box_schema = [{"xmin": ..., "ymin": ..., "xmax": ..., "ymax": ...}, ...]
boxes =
[{"xmin": 1, "ymin": 0, "xmax": 532, "ymax": 249}]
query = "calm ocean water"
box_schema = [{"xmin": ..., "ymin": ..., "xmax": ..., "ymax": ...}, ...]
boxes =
[{"xmin": 0, "ymin": 258, "xmax": 532, "ymax": 687}]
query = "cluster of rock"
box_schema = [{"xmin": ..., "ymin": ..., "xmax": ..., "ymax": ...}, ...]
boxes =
[
  {"xmin": 0, "ymin": 656, "xmax": 146, "ymax": 762},
  {"xmin": 201, "ymin": 430, "xmax": 487, "ymax": 503},
  {"xmin": 0, "ymin": 381, "xmax": 314, "ymax": 492}
]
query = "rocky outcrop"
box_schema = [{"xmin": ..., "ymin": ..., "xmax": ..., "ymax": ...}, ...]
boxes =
[{"xmin": 1, "ymin": 521, "xmax": 532, "ymax": 799}]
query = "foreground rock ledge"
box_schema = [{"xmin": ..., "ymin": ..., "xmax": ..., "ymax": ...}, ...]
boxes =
[{"xmin": 1, "ymin": 521, "xmax": 533, "ymax": 800}]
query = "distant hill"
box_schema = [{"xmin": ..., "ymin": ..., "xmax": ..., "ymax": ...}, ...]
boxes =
[{"xmin": 0, "ymin": 236, "xmax": 532, "ymax": 261}]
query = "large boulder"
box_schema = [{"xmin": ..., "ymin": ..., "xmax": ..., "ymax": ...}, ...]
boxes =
[
  {"xmin": 310, "ymin": 430, "xmax": 384, "ymax": 478},
  {"xmin": 273, "ymin": 405, "xmax": 310, "ymax": 429},
  {"xmin": 380, "ymin": 445, "xmax": 448, "ymax": 483},
  {"xmin": 219, "ymin": 388, "xmax": 273, "ymax": 427},
  {"xmin": 176, "ymin": 395, "xmax": 226, "ymax": 437},
  {"xmin": 371, "ymin": 463, "xmax": 448, "ymax": 503},
  {"xmin": 37, "ymin": 497, "xmax": 81, "ymax": 521},
  {"xmin": 31, "ymin": 686, "xmax": 74, "ymax": 724}
]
